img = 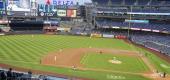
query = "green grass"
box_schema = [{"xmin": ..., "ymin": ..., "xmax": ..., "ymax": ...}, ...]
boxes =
[
  {"xmin": 0, "ymin": 35, "xmax": 135, "ymax": 62},
  {"xmin": 0, "ymin": 35, "xmax": 169, "ymax": 80},
  {"xmin": 81, "ymin": 53, "xmax": 149, "ymax": 73}
]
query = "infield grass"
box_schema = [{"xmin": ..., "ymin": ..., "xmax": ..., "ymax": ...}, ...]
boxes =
[{"xmin": 81, "ymin": 53, "xmax": 149, "ymax": 73}]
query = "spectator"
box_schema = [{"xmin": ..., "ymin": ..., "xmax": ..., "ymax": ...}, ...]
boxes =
[
  {"xmin": 7, "ymin": 68, "xmax": 13, "ymax": 80},
  {"xmin": 28, "ymin": 70, "xmax": 32, "ymax": 80},
  {"xmin": 0, "ymin": 71, "xmax": 7, "ymax": 80}
]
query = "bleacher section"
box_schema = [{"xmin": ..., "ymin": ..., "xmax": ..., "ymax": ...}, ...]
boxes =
[
  {"xmin": 138, "ymin": 0, "xmax": 149, "ymax": 5},
  {"xmin": 125, "ymin": 0, "xmax": 136, "ymax": 5},
  {"xmin": 96, "ymin": 20, "xmax": 170, "ymax": 32},
  {"xmin": 96, "ymin": 7, "xmax": 170, "ymax": 13},
  {"xmin": 93, "ymin": 0, "xmax": 170, "ymax": 6},
  {"xmin": 131, "ymin": 33, "xmax": 170, "ymax": 56},
  {"xmin": 0, "ymin": 68, "xmax": 68, "ymax": 80}
]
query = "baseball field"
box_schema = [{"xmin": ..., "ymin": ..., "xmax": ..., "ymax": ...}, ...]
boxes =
[{"xmin": 0, "ymin": 35, "xmax": 170, "ymax": 80}]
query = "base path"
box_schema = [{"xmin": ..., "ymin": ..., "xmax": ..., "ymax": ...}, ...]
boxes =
[{"xmin": 41, "ymin": 48, "xmax": 138, "ymax": 68}]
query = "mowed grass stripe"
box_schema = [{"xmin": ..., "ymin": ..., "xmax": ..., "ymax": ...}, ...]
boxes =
[
  {"xmin": 4, "ymin": 38, "xmax": 31, "ymax": 61},
  {"xmin": 16, "ymin": 39, "xmax": 46, "ymax": 59},
  {"xmin": 3, "ymin": 35, "xmax": 43, "ymax": 61},
  {"xmin": 15, "ymin": 35, "xmax": 54, "ymax": 59},
  {"xmin": 0, "ymin": 44, "xmax": 14, "ymax": 59},
  {"xmin": 0, "ymin": 42, "xmax": 11, "ymax": 59},
  {"xmin": 34, "ymin": 35, "xmax": 78, "ymax": 50},
  {"xmin": 22, "ymin": 40, "xmax": 48, "ymax": 55},
  {"xmin": 32, "ymin": 35, "xmax": 71, "ymax": 50},
  {"xmin": 3, "ymin": 37, "xmax": 31, "ymax": 61},
  {"xmin": 0, "ymin": 39, "xmax": 23, "ymax": 61},
  {"xmin": 7, "ymin": 35, "xmax": 47, "ymax": 57},
  {"xmin": 39, "ymin": 36, "xmax": 74, "ymax": 49},
  {"xmin": 17, "ymin": 35, "xmax": 67, "ymax": 57},
  {"xmin": 33, "ymin": 39, "xmax": 61, "ymax": 51},
  {"xmin": 0, "ymin": 41, "xmax": 9, "ymax": 58},
  {"xmin": 10, "ymin": 38, "xmax": 39, "ymax": 61},
  {"xmin": 26, "ymin": 39, "xmax": 54, "ymax": 52},
  {"xmin": 0, "ymin": 38, "xmax": 22, "ymax": 60}
]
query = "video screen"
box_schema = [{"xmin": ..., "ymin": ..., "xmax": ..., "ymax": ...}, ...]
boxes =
[{"xmin": 67, "ymin": 9, "xmax": 76, "ymax": 17}]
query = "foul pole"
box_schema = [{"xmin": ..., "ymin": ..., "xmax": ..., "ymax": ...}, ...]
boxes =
[{"xmin": 127, "ymin": 6, "xmax": 132, "ymax": 38}]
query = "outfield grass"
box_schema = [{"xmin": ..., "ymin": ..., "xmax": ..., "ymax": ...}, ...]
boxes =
[
  {"xmin": 0, "ymin": 35, "xmax": 169, "ymax": 80},
  {"xmin": 81, "ymin": 53, "xmax": 149, "ymax": 73},
  {"xmin": 0, "ymin": 35, "xmax": 135, "ymax": 62}
]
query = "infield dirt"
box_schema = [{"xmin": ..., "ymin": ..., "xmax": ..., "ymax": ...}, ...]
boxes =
[{"xmin": 41, "ymin": 48, "xmax": 138, "ymax": 68}]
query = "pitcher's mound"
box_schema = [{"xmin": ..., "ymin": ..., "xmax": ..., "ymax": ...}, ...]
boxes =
[
  {"xmin": 109, "ymin": 60, "xmax": 122, "ymax": 64},
  {"xmin": 109, "ymin": 57, "xmax": 122, "ymax": 64}
]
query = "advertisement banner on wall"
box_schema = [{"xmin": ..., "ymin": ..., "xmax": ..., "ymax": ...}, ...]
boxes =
[
  {"xmin": 53, "ymin": 0, "xmax": 76, "ymax": 6},
  {"xmin": 102, "ymin": 34, "xmax": 114, "ymax": 38},
  {"xmin": 67, "ymin": 9, "xmax": 76, "ymax": 17},
  {"xmin": 57, "ymin": 9, "xmax": 66, "ymax": 17},
  {"xmin": 90, "ymin": 33, "xmax": 102, "ymax": 38},
  {"xmin": 38, "ymin": 11, "xmax": 57, "ymax": 16}
]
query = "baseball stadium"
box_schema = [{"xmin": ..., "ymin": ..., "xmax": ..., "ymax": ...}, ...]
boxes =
[{"xmin": 0, "ymin": 0, "xmax": 170, "ymax": 80}]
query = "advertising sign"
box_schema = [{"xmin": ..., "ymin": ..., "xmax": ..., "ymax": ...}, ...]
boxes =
[
  {"xmin": 57, "ymin": 9, "xmax": 66, "ymax": 17},
  {"xmin": 67, "ymin": 9, "xmax": 76, "ymax": 17},
  {"xmin": 38, "ymin": 12, "xmax": 56, "ymax": 16},
  {"xmin": 103, "ymin": 34, "xmax": 114, "ymax": 38},
  {"xmin": 125, "ymin": 20, "xmax": 149, "ymax": 23},
  {"xmin": 53, "ymin": 0, "xmax": 75, "ymax": 6},
  {"xmin": 38, "ymin": 3, "xmax": 57, "ymax": 17}
]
